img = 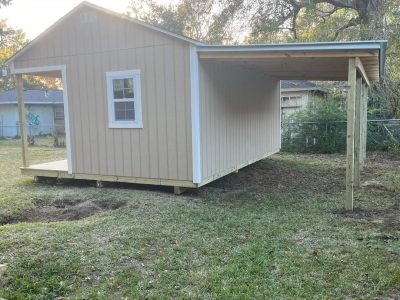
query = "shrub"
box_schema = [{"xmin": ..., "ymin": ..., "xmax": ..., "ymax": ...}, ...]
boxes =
[{"xmin": 282, "ymin": 93, "xmax": 347, "ymax": 154}]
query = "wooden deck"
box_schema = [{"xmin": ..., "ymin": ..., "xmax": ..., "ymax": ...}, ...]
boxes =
[
  {"xmin": 20, "ymin": 160, "xmax": 197, "ymax": 188},
  {"xmin": 21, "ymin": 160, "xmax": 69, "ymax": 177}
]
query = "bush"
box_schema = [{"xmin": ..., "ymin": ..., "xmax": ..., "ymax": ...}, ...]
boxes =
[{"xmin": 282, "ymin": 93, "xmax": 347, "ymax": 153}]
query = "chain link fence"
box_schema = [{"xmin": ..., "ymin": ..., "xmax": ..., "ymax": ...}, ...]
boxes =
[{"xmin": 282, "ymin": 119, "xmax": 400, "ymax": 153}]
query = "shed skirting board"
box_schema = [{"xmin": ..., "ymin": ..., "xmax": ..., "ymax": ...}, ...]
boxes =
[
  {"xmin": 21, "ymin": 149, "xmax": 279, "ymax": 189},
  {"xmin": 20, "ymin": 168, "xmax": 197, "ymax": 188},
  {"xmin": 197, "ymin": 149, "xmax": 280, "ymax": 187}
]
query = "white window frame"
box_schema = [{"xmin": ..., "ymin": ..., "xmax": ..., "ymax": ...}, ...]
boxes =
[{"xmin": 106, "ymin": 69, "xmax": 143, "ymax": 129}]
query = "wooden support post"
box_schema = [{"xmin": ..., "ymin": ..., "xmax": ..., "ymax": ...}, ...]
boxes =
[
  {"xmin": 362, "ymin": 84, "xmax": 368, "ymax": 163},
  {"xmin": 16, "ymin": 74, "xmax": 29, "ymax": 168},
  {"xmin": 354, "ymin": 77, "xmax": 362, "ymax": 187},
  {"xmin": 96, "ymin": 180, "xmax": 105, "ymax": 188},
  {"xmin": 359, "ymin": 83, "xmax": 365, "ymax": 169},
  {"xmin": 346, "ymin": 58, "xmax": 357, "ymax": 211},
  {"xmin": 174, "ymin": 186, "xmax": 187, "ymax": 195}
]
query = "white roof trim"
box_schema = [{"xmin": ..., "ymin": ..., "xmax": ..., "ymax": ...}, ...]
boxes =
[
  {"xmin": 6, "ymin": 1, "xmax": 203, "ymax": 65},
  {"xmin": 197, "ymin": 41, "xmax": 384, "ymax": 53}
]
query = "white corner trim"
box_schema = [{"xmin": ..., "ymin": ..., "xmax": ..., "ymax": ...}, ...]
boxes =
[
  {"xmin": 13, "ymin": 65, "xmax": 73, "ymax": 175},
  {"xmin": 190, "ymin": 46, "xmax": 201, "ymax": 184}
]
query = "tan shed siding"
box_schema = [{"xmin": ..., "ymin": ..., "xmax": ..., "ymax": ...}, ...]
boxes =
[
  {"xmin": 14, "ymin": 7, "xmax": 193, "ymax": 181},
  {"xmin": 199, "ymin": 61, "xmax": 281, "ymax": 180}
]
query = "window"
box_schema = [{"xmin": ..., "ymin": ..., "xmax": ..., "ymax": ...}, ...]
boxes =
[
  {"xmin": 106, "ymin": 70, "xmax": 142, "ymax": 128},
  {"xmin": 54, "ymin": 106, "xmax": 64, "ymax": 120},
  {"xmin": 281, "ymin": 95, "xmax": 304, "ymax": 108}
]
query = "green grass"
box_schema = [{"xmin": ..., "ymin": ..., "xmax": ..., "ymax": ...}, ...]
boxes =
[{"xmin": 0, "ymin": 139, "xmax": 399, "ymax": 299}]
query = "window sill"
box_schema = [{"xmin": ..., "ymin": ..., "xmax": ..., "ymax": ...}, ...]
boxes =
[{"xmin": 108, "ymin": 122, "xmax": 143, "ymax": 129}]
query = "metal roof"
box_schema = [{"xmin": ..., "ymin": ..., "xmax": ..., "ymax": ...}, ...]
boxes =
[{"xmin": 0, "ymin": 89, "xmax": 63, "ymax": 104}]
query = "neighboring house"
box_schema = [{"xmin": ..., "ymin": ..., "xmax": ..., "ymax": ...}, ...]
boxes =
[
  {"xmin": 5, "ymin": 1, "xmax": 385, "ymax": 193},
  {"xmin": 0, "ymin": 89, "xmax": 64, "ymax": 137},
  {"xmin": 281, "ymin": 80, "xmax": 327, "ymax": 115}
]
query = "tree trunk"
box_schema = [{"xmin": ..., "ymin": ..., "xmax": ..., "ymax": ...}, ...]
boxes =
[{"xmin": 356, "ymin": 0, "xmax": 385, "ymax": 39}]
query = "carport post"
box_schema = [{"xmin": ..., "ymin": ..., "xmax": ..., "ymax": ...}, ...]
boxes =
[
  {"xmin": 362, "ymin": 83, "xmax": 368, "ymax": 163},
  {"xmin": 354, "ymin": 77, "xmax": 362, "ymax": 187},
  {"xmin": 16, "ymin": 74, "xmax": 29, "ymax": 168},
  {"xmin": 345, "ymin": 58, "xmax": 356, "ymax": 211}
]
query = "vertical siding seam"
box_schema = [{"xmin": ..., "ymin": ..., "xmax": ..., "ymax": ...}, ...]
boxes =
[
  {"xmin": 171, "ymin": 44, "xmax": 179, "ymax": 179},
  {"xmin": 73, "ymin": 23, "xmax": 85, "ymax": 173},
  {"xmin": 89, "ymin": 30, "xmax": 101, "ymax": 175},
  {"xmin": 153, "ymin": 42, "xmax": 161, "ymax": 178},
  {"xmin": 162, "ymin": 45, "xmax": 171, "ymax": 178},
  {"xmin": 183, "ymin": 48, "xmax": 191, "ymax": 180},
  {"xmin": 83, "ymin": 54, "xmax": 94, "ymax": 174}
]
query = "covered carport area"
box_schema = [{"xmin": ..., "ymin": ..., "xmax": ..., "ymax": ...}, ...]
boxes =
[{"xmin": 197, "ymin": 41, "xmax": 387, "ymax": 211}]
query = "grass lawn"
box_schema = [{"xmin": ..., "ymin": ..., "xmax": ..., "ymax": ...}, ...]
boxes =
[{"xmin": 0, "ymin": 138, "xmax": 399, "ymax": 299}]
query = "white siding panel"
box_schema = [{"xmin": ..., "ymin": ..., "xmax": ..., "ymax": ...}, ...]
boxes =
[{"xmin": 199, "ymin": 61, "xmax": 281, "ymax": 181}]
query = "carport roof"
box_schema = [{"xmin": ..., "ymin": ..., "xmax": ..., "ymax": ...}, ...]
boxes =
[{"xmin": 198, "ymin": 40, "xmax": 387, "ymax": 82}]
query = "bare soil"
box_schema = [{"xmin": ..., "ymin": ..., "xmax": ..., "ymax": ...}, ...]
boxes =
[{"xmin": 207, "ymin": 155, "xmax": 343, "ymax": 195}]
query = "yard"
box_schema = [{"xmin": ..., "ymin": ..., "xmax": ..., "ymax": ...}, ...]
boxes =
[{"xmin": 0, "ymin": 138, "xmax": 399, "ymax": 299}]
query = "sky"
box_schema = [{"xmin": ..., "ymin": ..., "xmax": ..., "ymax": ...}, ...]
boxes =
[{"xmin": 0, "ymin": 0, "xmax": 156, "ymax": 39}]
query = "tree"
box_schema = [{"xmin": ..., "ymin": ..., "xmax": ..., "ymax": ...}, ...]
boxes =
[
  {"xmin": 127, "ymin": 0, "xmax": 245, "ymax": 43},
  {"xmin": 0, "ymin": 0, "xmax": 11, "ymax": 9},
  {"xmin": 0, "ymin": 20, "xmax": 27, "ymax": 91},
  {"xmin": 0, "ymin": 20, "xmax": 62, "ymax": 92},
  {"xmin": 247, "ymin": 0, "xmax": 400, "ymax": 42}
]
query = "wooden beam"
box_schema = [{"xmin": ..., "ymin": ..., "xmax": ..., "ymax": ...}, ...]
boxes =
[
  {"xmin": 174, "ymin": 186, "xmax": 188, "ymax": 195},
  {"xmin": 355, "ymin": 57, "xmax": 371, "ymax": 86},
  {"xmin": 16, "ymin": 74, "xmax": 29, "ymax": 168},
  {"xmin": 199, "ymin": 50, "xmax": 379, "ymax": 60},
  {"xmin": 346, "ymin": 58, "xmax": 357, "ymax": 211},
  {"xmin": 354, "ymin": 76, "xmax": 362, "ymax": 187}
]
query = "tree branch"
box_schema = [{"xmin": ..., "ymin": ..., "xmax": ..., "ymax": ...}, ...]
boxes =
[{"xmin": 333, "ymin": 16, "xmax": 360, "ymax": 40}]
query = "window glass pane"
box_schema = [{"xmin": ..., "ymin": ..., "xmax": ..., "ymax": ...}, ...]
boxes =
[
  {"xmin": 114, "ymin": 90, "xmax": 124, "ymax": 99},
  {"xmin": 124, "ymin": 88, "xmax": 134, "ymax": 98},
  {"xmin": 115, "ymin": 110, "xmax": 126, "ymax": 120},
  {"xmin": 124, "ymin": 78, "xmax": 133, "ymax": 89},
  {"xmin": 114, "ymin": 101, "xmax": 135, "ymax": 121},
  {"xmin": 113, "ymin": 79, "xmax": 124, "ymax": 90},
  {"xmin": 113, "ymin": 79, "xmax": 124, "ymax": 99},
  {"xmin": 125, "ymin": 108, "xmax": 135, "ymax": 120}
]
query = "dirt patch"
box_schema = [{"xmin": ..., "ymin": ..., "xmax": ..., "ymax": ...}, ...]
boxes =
[
  {"xmin": 25, "ymin": 200, "xmax": 102, "ymax": 222},
  {"xmin": 366, "ymin": 151, "xmax": 400, "ymax": 169},
  {"xmin": 334, "ymin": 199, "xmax": 400, "ymax": 231},
  {"xmin": 206, "ymin": 158, "xmax": 343, "ymax": 195},
  {"xmin": 1, "ymin": 196, "xmax": 128, "ymax": 225},
  {"xmin": 384, "ymin": 289, "xmax": 400, "ymax": 300}
]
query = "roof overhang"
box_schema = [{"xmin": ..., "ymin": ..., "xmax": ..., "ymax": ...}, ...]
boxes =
[{"xmin": 198, "ymin": 41, "xmax": 387, "ymax": 83}]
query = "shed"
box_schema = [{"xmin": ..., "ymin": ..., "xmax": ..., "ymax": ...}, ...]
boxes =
[{"xmin": 5, "ymin": 1, "xmax": 387, "ymax": 209}]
